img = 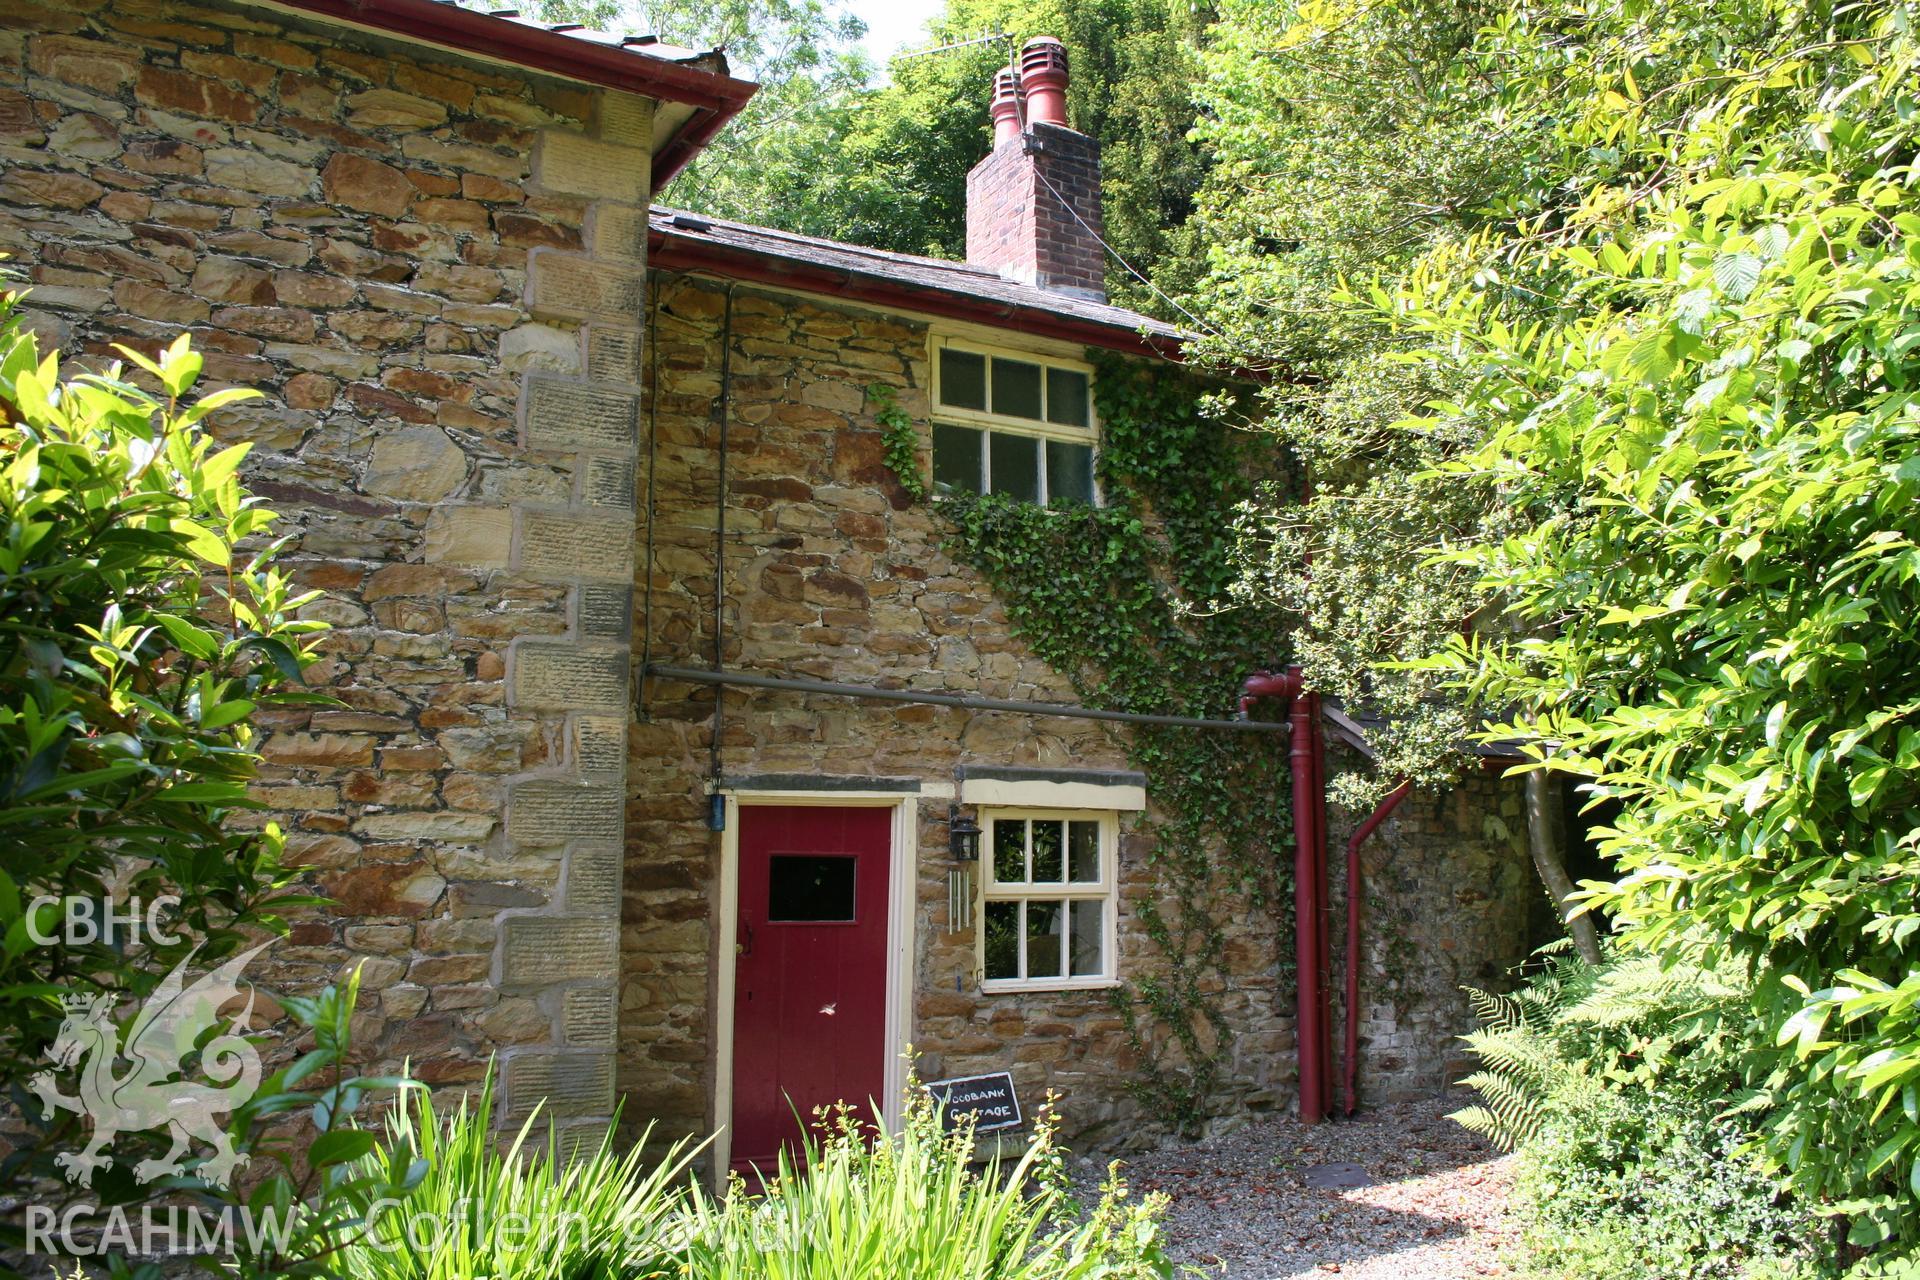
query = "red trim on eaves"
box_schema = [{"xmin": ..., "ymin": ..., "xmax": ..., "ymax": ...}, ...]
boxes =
[
  {"xmin": 648, "ymin": 231, "xmax": 1186, "ymax": 361},
  {"xmin": 263, "ymin": 0, "xmax": 756, "ymax": 190}
]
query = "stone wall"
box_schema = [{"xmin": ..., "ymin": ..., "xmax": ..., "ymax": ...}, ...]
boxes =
[
  {"xmin": 1, "ymin": 0, "xmax": 1542, "ymax": 1155},
  {"xmin": 1, "ymin": 0, "xmax": 654, "ymax": 1140},
  {"xmin": 1327, "ymin": 764, "xmax": 1537, "ymax": 1104},
  {"xmin": 630, "ymin": 272, "xmax": 1296, "ymax": 1149}
]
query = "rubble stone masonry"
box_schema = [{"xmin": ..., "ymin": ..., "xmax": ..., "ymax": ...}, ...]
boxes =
[
  {"xmin": 0, "ymin": 0, "xmax": 652, "ymax": 1140},
  {"xmin": 0, "ymin": 0, "xmax": 1538, "ymax": 1156},
  {"xmin": 633, "ymin": 273, "xmax": 1294, "ymax": 1147}
]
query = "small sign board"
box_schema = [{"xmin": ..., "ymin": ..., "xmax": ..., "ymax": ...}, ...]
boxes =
[{"xmin": 925, "ymin": 1071, "xmax": 1023, "ymax": 1134}]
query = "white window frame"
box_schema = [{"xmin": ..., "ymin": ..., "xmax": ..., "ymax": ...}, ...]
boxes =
[
  {"xmin": 930, "ymin": 337, "xmax": 1100, "ymax": 506},
  {"xmin": 976, "ymin": 808, "xmax": 1119, "ymax": 993}
]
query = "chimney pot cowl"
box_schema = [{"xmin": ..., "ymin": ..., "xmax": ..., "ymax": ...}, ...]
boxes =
[{"xmin": 1019, "ymin": 36, "xmax": 1070, "ymax": 128}]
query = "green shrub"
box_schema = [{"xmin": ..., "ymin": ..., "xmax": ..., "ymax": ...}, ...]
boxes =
[
  {"xmin": 0, "ymin": 299, "xmax": 328, "ymax": 1183},
  {"xmin": 1384, "ymin": 0, "xmax": 1920, "ymax": 1248},
  {"xmin": 1458, "ymin": 950, "xmax": 1820, "ymax": 1279}
]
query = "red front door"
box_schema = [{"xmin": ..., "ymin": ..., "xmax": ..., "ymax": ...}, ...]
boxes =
[{"xmin": 730, "ymin": 804, "xmax": 892, "ymax": 1173}]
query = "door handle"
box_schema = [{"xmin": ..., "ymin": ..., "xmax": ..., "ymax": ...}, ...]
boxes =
[{"xmin": 738, "ymin": 921, "xmax": 753, "ymax": 957}]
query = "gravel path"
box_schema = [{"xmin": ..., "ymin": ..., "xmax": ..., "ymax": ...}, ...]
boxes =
[{"xmin": 1073, "ymin": 1094, "xmax": 1520, "ymax": 1279}]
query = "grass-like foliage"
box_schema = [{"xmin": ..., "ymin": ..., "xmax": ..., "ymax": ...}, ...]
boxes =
[
  {"xmin": 679, "ymin": 1096, "xmax": 1173, "ymax": 1280},
  {"xmin": 336, "ymin": 1074, "xmax": 699, "ymax": 1280},
  {"xmin": 330, "ymin": 1076, "xmax": 1173, "ymax": 1280}
]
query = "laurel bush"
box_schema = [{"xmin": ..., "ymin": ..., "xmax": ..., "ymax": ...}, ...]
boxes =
[{"xmin": 0, "ymin": 293, "xmax": 328, "ymax": 1189}]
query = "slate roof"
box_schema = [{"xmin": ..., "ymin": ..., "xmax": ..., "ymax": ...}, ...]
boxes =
[
  {"xmin": 452, "ymin": 3, "xmax": 725, "ymax": 72},
  {"xmin": 648, "ymin": 206, "xmax": 1189, "ymax": 348}
]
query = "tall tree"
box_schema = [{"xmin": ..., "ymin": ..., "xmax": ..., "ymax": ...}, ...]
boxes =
[
  {"xmin": 668, "ymin": 0, "xmax": 1219, "ymax": 318},
  {"xmin": 1185, "ymin": 0, "xmax": 1551, "ymax": 802}
]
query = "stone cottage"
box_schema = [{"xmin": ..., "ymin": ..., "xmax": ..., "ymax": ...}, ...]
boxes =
[{"xmin": 0, "ymin": 0, "xmax": 1539, "ymax": 1172}]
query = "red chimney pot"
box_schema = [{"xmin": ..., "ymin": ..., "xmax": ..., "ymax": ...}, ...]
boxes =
[
  {"xmin": 1019, "ymin": 37, "xmax": 1069, "ymax": 128},
  {"xmin": 989, "ymin": 68, "xmax": 1022, "ymax": 146}
]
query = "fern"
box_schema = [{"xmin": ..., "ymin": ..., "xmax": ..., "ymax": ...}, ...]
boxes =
[{"xmin": 1450, "ymin": 947, "xmax": 1748, "ymax": 1151}]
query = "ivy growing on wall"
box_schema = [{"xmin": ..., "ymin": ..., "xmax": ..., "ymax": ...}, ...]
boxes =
[
  {"xmin": 934, "ymin": 354, "xmax": 1298, "ymax": 1133},
  {"xmin": 868, "ymin": 382, "xmax": 927, "ymax": 503}
]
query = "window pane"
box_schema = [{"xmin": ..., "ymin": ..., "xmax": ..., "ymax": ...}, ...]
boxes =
[
  {"xmin": 933, "ymin": 424, "xmax": 983, "ymax": 496},
  {"xmin": 991, "ymin": 358, "xmax": 1043, "ymax": 419},
  {"xmin": 1070, "ymin": 900, "xmax": 1104, "ymax": 977},
  {"xmin": 1026, "ymin": 900, "xmax": 1063, "ymax": 979},
  {"xmin": 984, "ymin": 901, "xmax": 1019, "ymax": 980},
  {"xmin": 1046, "ymin": 441, "xmax": 1094, "ymax": 507},
  {"xmin": 940, "ymin": 348, "xmax": 986, "ymax": 410},
  {"xmin": 1031, "ymin": 820, "xmax": 1063, "ymax": 883},
  {"xmin": 993, "ymin": 818, "xmax": 1026, "ymax": 883},
  {"xmin": 767, "ymin": 855, "xmax": 856, "ymax": 922},
  {"xmin": 1068, "ymin": 821, "xmax": 1101, "ymax": 882},
  {"xmin": 990, "ymin": 433, "xmax": 1040, "ymax": 503},
  {"xmin": 1046, "ymin": 368, "xmax": 1089, "ymax": 426}
]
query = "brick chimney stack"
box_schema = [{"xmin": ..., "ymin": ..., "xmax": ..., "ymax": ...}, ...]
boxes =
[{"xmin": 965, "ymin": 37, "xmax": 1106, "ymax": 303}]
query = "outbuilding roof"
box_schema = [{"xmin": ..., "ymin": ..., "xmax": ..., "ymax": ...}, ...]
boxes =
[{"xmin": 647, "ymin": 207, "xmax": 1189, "ymax": 358}]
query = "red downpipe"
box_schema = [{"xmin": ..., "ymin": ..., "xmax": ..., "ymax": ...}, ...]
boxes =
[
  {"xmin": 1239, "ymin": 667, "xmax": 1328, "ymax": 1123},
  {"xmin": 1342, "ymin": 779, "xmax": 1410, "ymax": 1117},
  {"xmin": 1310, "ymin": 694, "xmax": 1334, "ymax": 1120}
]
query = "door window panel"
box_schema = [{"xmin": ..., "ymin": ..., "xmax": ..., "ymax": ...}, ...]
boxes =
[{"xmin": 766, "ymin": 855, "xmax": 857, "ymax": 922}]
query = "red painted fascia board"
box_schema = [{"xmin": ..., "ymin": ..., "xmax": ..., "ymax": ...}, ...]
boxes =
[
  {"xmin": 648, "ymin": 232, "xmax": 1186, "ymax": 361},
  {"xmin": 266, "ymin": 0, "xmax": 756, "ymax": 187},
  {"xmin": 651, "ymin": 107, "xmax": 731, "ymax": 188}
]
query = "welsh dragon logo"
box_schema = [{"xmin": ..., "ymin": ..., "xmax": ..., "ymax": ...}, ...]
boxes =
[{"xmin": 29, "ymin": 944, "xmax": 268, "ymax": 1190}]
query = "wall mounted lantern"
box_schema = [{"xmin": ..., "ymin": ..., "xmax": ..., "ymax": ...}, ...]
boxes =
[{"xmin": 948, "ymin": 806, "xmax": 982, "ymax": 862}]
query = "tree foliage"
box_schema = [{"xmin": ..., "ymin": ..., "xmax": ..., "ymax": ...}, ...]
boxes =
[
  {"xmin": 0, "ymin": 302, "xmax": 329, "ymax": 1182},
  {"xmin": 665, "ymin": 0, "xmax": 1216, "ymax": 317},
  {"xmin": 1185, "ymin": 0, "xmax": 1547, "ymax": 802},
  {"xmin": 1367, "ymin": 0, "xmax": 1920, "ymax": 1253}
]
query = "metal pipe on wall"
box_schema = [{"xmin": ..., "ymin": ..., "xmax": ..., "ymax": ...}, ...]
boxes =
[
  {"xmin": 1237, "ymin": 667, "xmax": 1329, "ymax": 1124},
  {"xmin": 1342, "ymin": 778, "xmax": 1410, "ymax": 1117},
  {"xmin": 1286, "ymin": 684, "xmax": 1327, "ymax": 1123},
  {"xmin": 647, "ymin": 664, "xmax": 1292, "ymax": 733},
  {"xmin": 706, "ymin": 286, "xmax": 736, "ymax": 828}
]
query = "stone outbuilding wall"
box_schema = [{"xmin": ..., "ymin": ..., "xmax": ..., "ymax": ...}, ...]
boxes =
[
  {"xmin": 2, "ymin": 0, "xmax": 668, "ymax": 1143},
  {"xmin": 1327, "ymin": 767, "xmax": 1538, "ymax": 1104}
]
